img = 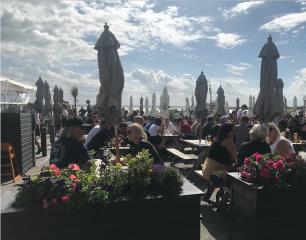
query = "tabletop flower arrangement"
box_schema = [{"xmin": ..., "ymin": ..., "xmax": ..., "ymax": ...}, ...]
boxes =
[
  {"xmin": 238, "ymin": 152, "xmax": 306, "ymax": 187},
  {"xmin": 13, "ymin": 150, "xmax": 183, "ymax": 210}
]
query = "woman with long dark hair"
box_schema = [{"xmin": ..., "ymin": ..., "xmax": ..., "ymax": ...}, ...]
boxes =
[{"xmin": 202, "ymin": 122, "xmax": 237, "ymax": 181}]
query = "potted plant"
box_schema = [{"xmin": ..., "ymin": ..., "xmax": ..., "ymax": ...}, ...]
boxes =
[
  {"xmin": 2, "ymin": 150, "xmax": 203, "ymax": 240},
  {"xmin": 227, "ymin": 153, "xmax": 306, "ymax": 240}
]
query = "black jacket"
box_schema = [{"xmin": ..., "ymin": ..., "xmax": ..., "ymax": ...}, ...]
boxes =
[
  {"xmin": 237, "ymin": 140, "xmax": 271, "ymax": 167},
  {"xmin": 50, "ymin": 137, "xmax": 90, "ymax": 168},
  {"xmin": 128, "ymin": 140, "xmax": 162, "ymax": 164}
]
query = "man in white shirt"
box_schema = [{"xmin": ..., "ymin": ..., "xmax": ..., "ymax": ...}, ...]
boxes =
[
  {"xmin": 237, "ymin": 104, "xmax": 248, "ymax": 120},
  {"xmin": 149, "ymin": 118, "xmax": 162, "ymax": 136}
]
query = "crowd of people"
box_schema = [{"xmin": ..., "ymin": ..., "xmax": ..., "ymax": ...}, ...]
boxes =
[{"xmin": 46, "ymin": 102, "xmax": 306, "ymax": 179}]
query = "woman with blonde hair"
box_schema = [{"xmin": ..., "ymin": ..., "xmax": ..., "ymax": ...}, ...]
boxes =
[
  {"xmin": 267, "ymin": 122, "xmax": 295, "ymax": 156},
  {"xmin": 237, "ymin": 124, "xmax": 271, "ymax": 166},
  {"xmin": 127, "ymin": 123, "xmax": 162, "ymax": 164}
]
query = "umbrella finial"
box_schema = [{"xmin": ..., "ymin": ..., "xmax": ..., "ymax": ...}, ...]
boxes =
[
  {"xmin": 268, "ymin": 34, "xmax": 272, "ymax": 41},
  {"xmin": 104, "ymin": 22, "xmax": 109, "ymax": 30},
  {"xmin": 201, "ymin": 70, "xmax": 204, "ymax": 75}
]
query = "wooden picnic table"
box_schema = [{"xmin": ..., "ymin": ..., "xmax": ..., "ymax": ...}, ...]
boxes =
[
  {"xmin": 293, "ymin": 142, "xmax": 306, "ymax": 152},
  {"xmin": 180, "ymin": 139, "xmax": 211, "ymax": 149},
  {"xmin": 158, "ymin": 134, "xmax": 180, "ymax": 148}
]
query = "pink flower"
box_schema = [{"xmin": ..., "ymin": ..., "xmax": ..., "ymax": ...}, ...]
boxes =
[
  {"xmin": 68, "ymin": 164, "xmax": 80, "ymax": 171},
  {"xmin": 49, "ymin": 164, "xmax": 61, "ymax": 176},
  {"xmin": 42, "ymin": 198, "xmax": 49, "ymax": 209},
  {"xmin": 50, "ymin": 198, "xmax": 58, "ymax": 206},
  {"xmin": 244, "ymin": 158, "xmax": 252, "ymax": 166},
  {"xmin": 69, "ymin": 174, "xmax": 77, "ymax": 180},
  {"xmin": 61, "ymin": 195, "xmax": 70, "ymax": 203},
  {"xmin": 255, "ymin": 154, "xmax": 263, "ymax": 163},
  {"xmin": 266, "ymin": 160, "xmax": 274, "ymax": 169},
  {"xmin": 259, "ymin": 167, "xmax": 270, "ymax": 178},
  {"xmin": 273, "ymin": 160, "xmax": 285, "ymax": 170}
]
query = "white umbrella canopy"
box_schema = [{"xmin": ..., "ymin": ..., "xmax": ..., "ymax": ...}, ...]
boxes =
[
  {"xmin": 95, "ymin": 23, "xmax": 124, "ymax": 124},
  {"xmin": 151, "ymin": 92, "xmax": 157, "ymax": 117},
  {"xmin": 129, "ymin": 95, "xmax": 133, "ymax": 114},
  {"xmin": 195, "ymin": 71, "xmax": 208, "ymax": 118},
  {"xmin": 254, "ymin": 35, "xmax": 282, "ymax": 122},
  {"xmin": 160, "ymin": 86, "xmax": 169, "ymax": 117},
  {"xmin": 293, "ymin": 96, "xmax": 297, "ymax": 112},
  {"xmin": 144, "ymin": 96, "xmax": 150, "ymax": 116},
  {"xmin": 185, "ymin": 97, "xmax": 190, "ymax": 117}
]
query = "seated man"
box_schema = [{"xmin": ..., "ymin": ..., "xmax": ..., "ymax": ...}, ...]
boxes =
[{"xmin": 50, "ymin": 117, "xmax": 90, "ymax": 168}]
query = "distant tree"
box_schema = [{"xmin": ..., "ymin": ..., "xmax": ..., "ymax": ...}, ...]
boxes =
[{"xmin": 71, "ymin": 86, "xmax": 78, "ymax": 115}]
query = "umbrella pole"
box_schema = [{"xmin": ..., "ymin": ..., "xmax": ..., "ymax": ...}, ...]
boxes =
[{"xmin": 115, "ymin": 124, "xmax": 120, "ymax": 163}]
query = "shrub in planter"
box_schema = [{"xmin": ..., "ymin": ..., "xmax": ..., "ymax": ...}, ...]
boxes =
[
  {"xmin": 238, "ymin": 152, "xmax": 306, "ymax": 187},
  {"xmin": 13, "ymin": 150, "xmax": 184, "ymax": 210}
]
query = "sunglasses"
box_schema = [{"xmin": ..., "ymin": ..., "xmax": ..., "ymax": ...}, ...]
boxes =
[{"xmin": 268, "ymin": 127, "xmax": 274, "ymax": 132}]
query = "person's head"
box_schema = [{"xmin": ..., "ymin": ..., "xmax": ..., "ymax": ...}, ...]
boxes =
[
  {"xmin": 134, "ymin": 116, "xmax": 144, "ymax": 125},
  {"xmin": 241, "ymin": 104, "xmax": 248, "ymax": 110},
  {"xmin": 240, "ymin": 116, "xmax": 249, "ymax": 125},
  {"xmin": 302, "ymin": 122, "xmax": 306, "ymax": 131},
  {"xmin": 215, "ymin": 122, "xmax": 235, "ymax": 142},
  {"xmin": 267, "ymin": 122, "xmax": 281, "ymax": 144},
  {"xmin": 154, "ymin": 117, "xmax": 162, "ymax": 126},
  {"xmin": 220, "ymin": 115, "xmax": 229, "ymax": 124},
  {"xmin": 118, "ymin": 122, "xmax": 128, "ymax": 136},
  {"xmin": 86, "ymin": 100, "xmax": 90, "ymax": 105},
  {"xmin": 249, "ymin": 124, "xmax": 269, "ymax": 142},
  {"xmin": 60, "ymin": 117, "xmax": 85, "ymax": 141},
  {"xmin": 127, "ymin": 123, "xmax": 147, "ymax": 144}
]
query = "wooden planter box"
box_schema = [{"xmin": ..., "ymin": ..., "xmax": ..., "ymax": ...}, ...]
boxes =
[
  {"xmin": 1, "ymin": 113, "xmax": 34, "ymax": 174},
  {"xmin": 227, "ymin": 172, "xmax": 306, "ymax": 240},
  {"xmin": 1, "ymin": 179, "xmax": 203, "ymax": 240}
]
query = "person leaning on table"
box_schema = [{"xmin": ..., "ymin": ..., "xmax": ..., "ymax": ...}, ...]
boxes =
[
  {"xmin": 202, "ymin": 122, "xmax": 237, "ymax": 181},
  {"xmin": 50, "ymin": 117, "xmax": 90, "ymax": 168}
]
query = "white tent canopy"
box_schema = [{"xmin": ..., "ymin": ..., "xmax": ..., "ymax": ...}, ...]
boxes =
[{"xmin": 1, "ymin": 75, "xmax": 36, "ymax": 104}]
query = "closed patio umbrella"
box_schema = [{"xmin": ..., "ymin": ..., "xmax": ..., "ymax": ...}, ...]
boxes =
[
  {"xmin": 216, "ymin": 85, "xmax": 225, "ymax": 116},
  {"xmin": 144, "ymin": 96, "xmax": 150, "ymax": 116},
  {"xmin": 94, "ymin": 23, "xmax": 124, "ymax": 162},
  {"xmin": 151, "ymin": 92, "xmax": 157, "ymax": 117},
  {"xmin": 129, "ymin": 96, "xmax": 133, "ymax": 114},
  {"xmin": 34, "ymin": 76, "xmax": 45, "ymax": 113},
  {"xmin": 95, "ymin": 23, "xmax": 124, "ymax": 124},
  {"xmin": 254, "ymin": 35, "xmax": 282, "ymax": 122},
  {"xmin": 44, "ymin": 80, "xmax": 52, "ymax": 116},
  {"xmin": 195, "ymin": 71, "xmax": 208, "ymax": 119},
  {"xmin": 160, "ymin": 86, "xmax": 169, "ymax": 117}
]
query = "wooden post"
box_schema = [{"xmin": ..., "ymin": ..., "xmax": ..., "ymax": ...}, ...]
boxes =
[
  {"xmin": 41, "ymin": 127, "xmax": 47, "ymax": 157},
  {"xmin": 49, "ymin": 123, "xmax": 55, "ymax": 145},
  {"xmin": 115, "ymin": 124, "xmax": 120, "ymax": 163}
]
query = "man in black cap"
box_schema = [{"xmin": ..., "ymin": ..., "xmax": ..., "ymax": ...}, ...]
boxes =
[{"xmin": 50, "ymin": 117, "xmax": 90, "ymax": 168}]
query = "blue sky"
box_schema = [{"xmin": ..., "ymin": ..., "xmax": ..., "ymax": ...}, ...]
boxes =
[{"xmin": 1, "ymin": 0, "xmax": 306, "ymax": 107}]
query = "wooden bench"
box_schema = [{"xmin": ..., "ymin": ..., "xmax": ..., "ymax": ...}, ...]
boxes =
[{"xmin": 166, "ymin": 148, "xmax": 198, "ymax": 171}]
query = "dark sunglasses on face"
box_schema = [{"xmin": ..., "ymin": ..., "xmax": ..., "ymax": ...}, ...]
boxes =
[{"xmin": 269, "ymin": 127, "xmax": 274, "ymax": 132}]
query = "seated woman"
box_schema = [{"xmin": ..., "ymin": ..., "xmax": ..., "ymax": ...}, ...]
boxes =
[
  {"xmin": 237, "ymin": 124, "xmax": 271, "ymax": 166},
  {"xmin": 50, "ymin": 117, "xmax": 90, "ymax": 168},
  {"xmin": 127, "ymin": 123, "xmax": 162, "ymax": 164},
  {"xmin": 202, "ymin": 122, "xmax": 237, "ymax": 181},
  {"xmin": 267, "ymin": 122, "xmax": 295, "ymax": 157}
]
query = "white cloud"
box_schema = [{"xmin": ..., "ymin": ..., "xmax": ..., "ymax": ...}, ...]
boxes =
[
  {"xmin": 260, "ymin": 12, "xmax": 306, "ymax": 33},
  {"xmin": 213, "ymin": 33, "xmax": 247, "ymax": 49},
  {"xmin": 285, "ymin": 68, "xmax": 306, "ymax": 105},
  {"xmin": 222, "ymin": 1, "xmax": 265, "ymax": 19},
  {"xmin": 224, "ymin": 62, "xmax": 253, "ymax": 76}
]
